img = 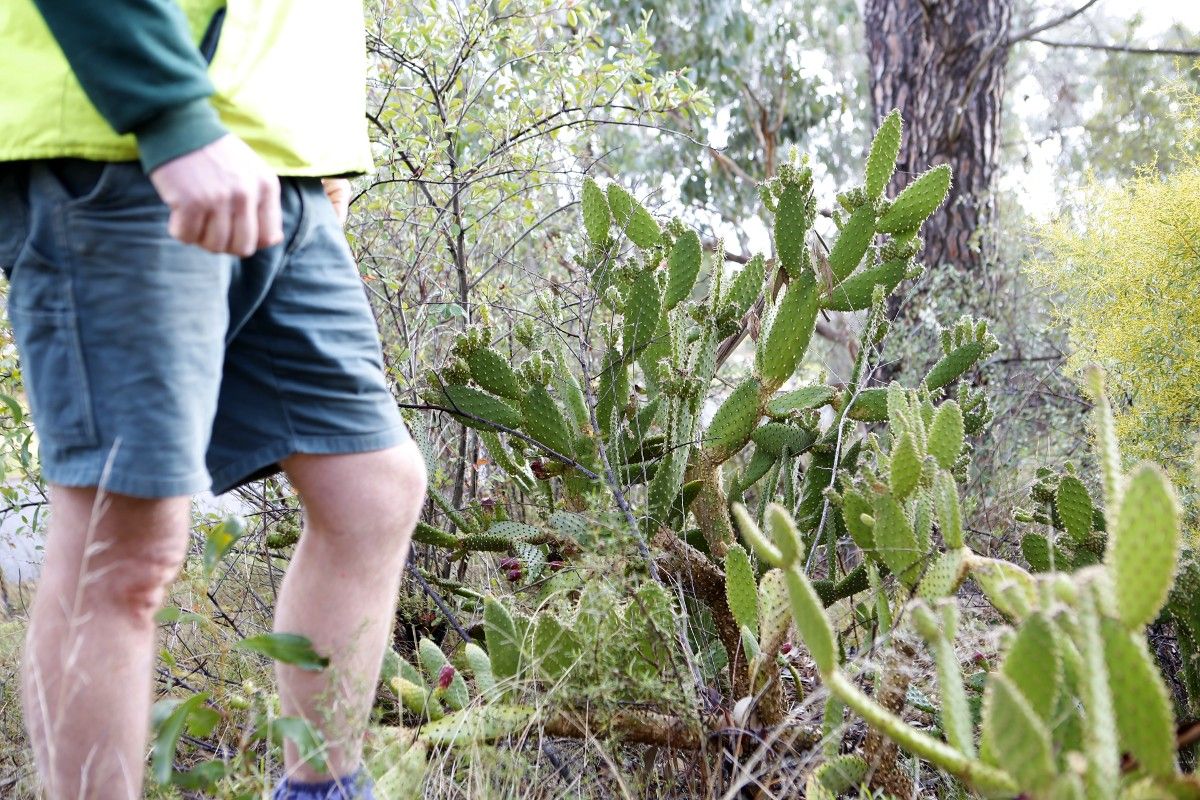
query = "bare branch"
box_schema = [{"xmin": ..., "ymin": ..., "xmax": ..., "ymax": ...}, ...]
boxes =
[
  {"xmin": 1027, "ymin": 37, "xmax": 1200, "ymax": 57},
  {"xmin": 1006, "ymin": 0, "xmax": 1102, "ymax": 45}
]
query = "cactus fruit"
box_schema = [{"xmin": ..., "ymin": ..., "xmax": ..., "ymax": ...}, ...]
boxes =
[
  {"xmin": 877, "ymin": 164, "xmax": 952, "ymax": 236},
  {"xmin": 419, "ymin": 639, "xmax": 470, "ymax": 710},
  {"xmin": 581, "ymin": 177, "xmax": 611, "ymax": 246},
  {"xmin": 605, "ymin": 183, "xmax": 661, "ymax": 248},
  {"xmin": 866, "ymin": 109, "xmax": 902, "ymax": 200},
  {"xmin": 827, "ymin": 205, "xmax": 877, "ymax": 283},
  {"xmin": 755, "ymin": 270, "xmax": 819, "ymax": 388}
]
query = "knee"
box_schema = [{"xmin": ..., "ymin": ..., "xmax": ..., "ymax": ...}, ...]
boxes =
[{"xmin": 367, "ymin": 441, "xmax": 428, "ymax": 533}]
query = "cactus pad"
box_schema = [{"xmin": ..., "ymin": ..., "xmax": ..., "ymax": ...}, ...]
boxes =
[
  {"xmin": 724, "ymin": 544, "xmax": 759, "ymax": 633},
  {"xmin": 1107, "ymin": 463, "xmax": 1180, "ymax": 630},
  {"xmin": 980, "ymin": 673, "xmax": 1055, "ymax": 792},
  {"xmin": 873, "ymin": 494, "xmax": 921, "ymax": 587},
  {"xmin": 419, "ymin": 638, "xmax": 470, "ymax": 710},
  {"xmin": 606, "ymin": 183, "xmax": 661, "ymax": 248},
  {"xmin": 581, "ymin": 178, "xmax": 611, "ymax": 246},
  {"xmin": 663, "ymin": 230, "xmax": 702, "ymax": 311},
  {"xmin": 756, "ymin": 271, "xmax": 819, "ymax": 389},
  {"xmin": 702, "ymin": 378, "xmax": 764, "ymax": 464},
  {"xmin": 774, "ymin": 183, "xmax": 810, "ymax": 279},
  {"xmin": 483, "ymin": 598, "xmax": 521, "ymax": 681},
  {"xmin": 623, "ymin": 268, "xmax": 663, "ymax": 359},
  {"xmin": 827, "ymin": 205, "xmax": 877, "ymax": 283},
  {"xmin": 889, "ymin": 431, "xmax": 923, "ymax": 500},
  {"xmin": 723, "ymin": 252, "xmax": 766, "ymax": 320},
  {"xmin": 520, "ymin": 384, "xmax": 575, "ymax": 458},
  {"xmin": 766, "ymin": 385, "xmax": 837, "ymax": 417},
  {"xmin": 877, "ymin": 164, "xmax": 952, "ymax": 236},
  {"xmin": 1055, "ymin": 475, "xmax": 1094, "ymax": 544},
  {"xmin": 435, "ymin": 384, "xmax": 522, "ymax": 431},
  {"xmin": 417, "ymin": 704, "xmax": 536, "ymax": 746},
  {"xmin": 927, "ymin": 401, "xmax": 964, "ymax": 469},
  {"xmin": 757, "ymin": 568, "xmax": 791, "ymax": 655},
  {"xmin": 823, "ymin": 258, "xmax": 907, "ymax": 312},
  {"xmin": 866, "ymin": 110, "xmax": 902, "ymax": 200}
]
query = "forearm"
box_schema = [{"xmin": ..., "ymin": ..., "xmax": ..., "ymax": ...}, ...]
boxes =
[{"xmin": 30, "ymin": 0, "xmax": 228, "ymax": 171}]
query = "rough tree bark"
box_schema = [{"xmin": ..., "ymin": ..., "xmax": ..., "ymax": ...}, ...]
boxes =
[{"xmin": 865, "ymin": 0, "xmax": 1013, "ymax": 273}]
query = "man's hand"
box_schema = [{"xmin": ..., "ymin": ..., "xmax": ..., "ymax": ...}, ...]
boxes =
[
  {"xmin": 149, "ymin": 134, "xmax": 283, "ymax": 257},
  {"xmin": 322, "ymin": 178, "xmax": 352, "ymax": 226}
]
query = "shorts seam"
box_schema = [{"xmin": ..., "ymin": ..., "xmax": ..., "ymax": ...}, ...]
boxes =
[
  {"xmin": 208, "ymin": 425, "xmax": 408, "ymax": 495},
  {"xmin": 39, "ymin": 461, "xmax": 210, "ymax": 498}
]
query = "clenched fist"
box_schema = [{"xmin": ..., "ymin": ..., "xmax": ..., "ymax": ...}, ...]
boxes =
[{"xmin": 149, "ymin": 134, "xmax": 283, "ymax": 257}]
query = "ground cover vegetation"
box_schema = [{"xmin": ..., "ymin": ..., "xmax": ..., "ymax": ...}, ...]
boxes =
[{"xmin": 2, "ymin": 2, "xmax": 1200, "ymax": 798}]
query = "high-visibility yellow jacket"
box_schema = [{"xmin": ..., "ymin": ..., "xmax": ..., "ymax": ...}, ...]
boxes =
[{"xmin": 0, "ymin": 0, "xmax": 374, "ymax": 176}]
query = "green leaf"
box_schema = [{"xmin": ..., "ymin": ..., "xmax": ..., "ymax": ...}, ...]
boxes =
[
  {"xmin": 151, "ymin": 693, "xmax": 209, "ymax": 784},
  {"xmin": 235, "ymin": 633, "xmax": 329, "ymax": 672},
  {"xmin": 261, "ymin": 716, "xmax": 328, "ymax": 774},
  {"xmin": 203, "ymin": 516, "xmax": 245, "ymax": 577}
]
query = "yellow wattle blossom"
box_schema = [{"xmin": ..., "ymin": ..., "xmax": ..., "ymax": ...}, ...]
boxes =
[{"xmin": 1029, "ymin": 76, "xmax": 1200, "ymax": 495}]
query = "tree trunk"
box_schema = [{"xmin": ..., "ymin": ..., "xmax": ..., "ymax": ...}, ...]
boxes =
[{"xmin": 865, "ymin": 0, "xmax": 1012, "ymax": 272}]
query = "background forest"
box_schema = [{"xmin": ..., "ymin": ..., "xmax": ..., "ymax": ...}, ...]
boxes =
[{"xmin": 2, "ymin": 0, "xmax": 1200, "ymax": 798}]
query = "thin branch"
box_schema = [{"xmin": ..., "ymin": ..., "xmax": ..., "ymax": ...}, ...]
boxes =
[
  {"xmin": 1027, "ymin": 37, "xmax": 1200, "ymax": 57},
  {"xmin": 1006, "ymin": 0, "xmax": 1102, "ymax": 45}
]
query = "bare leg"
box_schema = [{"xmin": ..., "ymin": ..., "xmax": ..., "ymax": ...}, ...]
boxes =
[
  {"xmin": 21, "ymin": 486, "xmax": 191, "ymax": 800},
  {"xmin": 274, "ymin": 442, "xmax": 426, "ymax": 781}
]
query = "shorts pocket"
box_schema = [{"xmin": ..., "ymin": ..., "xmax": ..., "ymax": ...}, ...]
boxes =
[{"xmin": 8, "ymin": 305, "xmax": 98, "ymax": 449}]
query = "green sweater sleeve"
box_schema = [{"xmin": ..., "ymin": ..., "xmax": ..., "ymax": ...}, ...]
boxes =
[{"xmin": 30, "ymin": 0, "xmax": 229, "ymax": 172}]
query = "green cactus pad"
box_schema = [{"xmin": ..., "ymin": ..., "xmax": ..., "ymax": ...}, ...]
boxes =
[
  {"xmin": 911, "ymin": 602, "xmax": 974, "ymax": 757},
  {"xmin": 757, "ymin": 568, "xmax": 791, "ymax": 656},
  {"xmin": 414, "ymin": 521, "xmax": 460, "ymax": 549},
  {"xmin": 774, "ymin": 183, "xmax": 810, "ymax": 279},
  {"xmin": 531, "ymin": 614, "xmax": 581, "ymax": 680},
  {"xmin": 922, "ymin": 342, "xmax": 985, "ymax": 392},
  {"xmin": 917, "ymin": 548, "xmax": 969, "ymax": 600},
  {"xmin": 1101, "ymin": 619, "xmax": 1176, "ymax": 778},
  {"xmin": 810, "ymin": 755, "xmax": 869, "ymax": 797},
  {"xmin": 464, "ymin": 642, "xmax": 497, "ymax": 699},
  {"xmin": 623, "ymin": 268, "xmax": 663, "ymax": 360},
  {"xmin": 520, "ymin": 384, "xmax": 575, "ymax": 458},
  {"xmin": 847, "ymin": 387, "xmax": 888, "ymax": 422},
  {"xmin": 765, "ymin": 385, "xmax": 836, "ymax": 417},
  {"xmin": 548, "ymin": 511, "xmax": 594, "ymax": 546},
  {"xmin": 733, "ymin": 502, "xmax": 784, "ymax": 568},
  {"xmin": 1055, "ymin": 474, "xmax": 1094, "ymax": 544},
  {"xmin": 662, "ymin": 230, "xmax": 702, "ymax": 310},
  {"xmin": 435, "ymin": 384, "xmax": 522, "ymax": 431},
  {"xmin": 840, "ymin": 489, "xmax": 875, "ymax": 550},
  {"xmin": 465, "ymin": 347, "xmax": 523, "ymax": 401},
  {"xmin": 827, "ymin": 206, "xmax": 877, "ymax": 283},
  {"xmin": 1020, "ymin": 533, "xmax": 1053, "ymax": 572},
  {"xmin": 724, "ymin": 544, "xmax": 759, "ymax": 633},
  {"xmin": 1106, "ymin": 464, "xmax": 1180, "ymax": 630},
  {"xmin": 968, "ymin": 556, "xmax": 1037, "ymax": 622},
  {"xmin": 927, "ymin": 401, "xmax": 964, "ymax": 469},
  {"xmin": 784, "ymin": 566, "xmax": 837, "ymax": 675},
  {"xmin": 417, "ymin": 704, "xmax": 536, "ymax": 746},
  {"xmin": 419, "ymin": 638, "xmax": 471, "ymax": 711},
  {"xmin": 483, "ymin": 598, "xmax": 521, "ymax": 682},
  {"xmin": 595, "ymin": 349, "xmax": 628, "ymax": 437},
  {"xmin": 1001, "ymin": 613, "xmax": 1060, "ymax": 723},
  {"xmin": 823, "ymin": 258, "xmax": 907, "ymax": 312},
  {"xmin": 722, "ymin": 252, "xmax": 767, "ymax": 320},
  {"xmin": 933, "ymin": 470, "xmax": 963, "ymax": 549},
  {"xmin": 766, "ymin": 502, "xmax": 804, "ymax": 566},
  {"xmin": 736, "ymin": 449, "xmax": 776, "ymax": 495},
  {"xmin": 874, "ymin": 494, "xmax": 921, "ymax": 587},
  {"xmin": 980, "ymin": 673, "xmax": 1055, "ymax": 792},
  {"xmin": 702, "ymin": 377, "xmax": 764, "ymax": 464},
  {"xmin": 393, "ymin": 675, "xmax": 443, "ymax": 721},
  {"xmin": 866, "ymin": 110, "xmax": 902, "ymax": 200},
  {"xmin": 606, "ymin": 183, "xmax": 661, "ymax": 248},
  {"xmin": 756, "ymin": 271, "xmax": 819, "ymax": 389},
  {"xmin": 750, "ymin": 422, "xmax": 815, "ymax": 458},
  {"xmin": 877, "ymin": 164, "xmax": 953, "ymax": 236},
  {"xmin": 581, "ymin": 178, "xmax": 611, "ymax": 246},
  {"xmin": 889, "ymin": 431, "xmax": 923, "ymax": 500}
]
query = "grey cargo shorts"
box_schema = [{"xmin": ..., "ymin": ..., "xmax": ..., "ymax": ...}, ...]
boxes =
[{"xmin": 0, "ymin": 159, "xmax": 408, "ymax": 498}]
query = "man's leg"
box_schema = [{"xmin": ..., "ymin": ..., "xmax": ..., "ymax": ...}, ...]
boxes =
[
  {"xmin": 273, "ymin": 441, "xmax": 427, "ymax": 782},
  {"xmin": 21, "ymin": 486, "xmax": 191, "ymax": 800}
]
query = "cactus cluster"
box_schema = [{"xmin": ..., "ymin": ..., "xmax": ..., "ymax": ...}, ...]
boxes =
[{"xmin": 735, "ymin": 369, "xmax": 1195, "ymax": 799}]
